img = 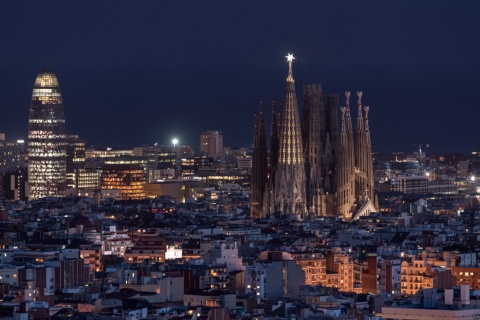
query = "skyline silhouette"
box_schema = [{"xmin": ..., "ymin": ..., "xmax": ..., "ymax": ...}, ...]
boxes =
[{"xmin": 1, "ymin": 1, "xmax": 479, "ymax": 153}]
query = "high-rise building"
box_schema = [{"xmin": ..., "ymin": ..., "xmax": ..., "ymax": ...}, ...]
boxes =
[
  {"xmin": 66, "ymin": 134, "xmax": 86, "ymax": 189},
  {"xmin": 27, "ymin": 69, "xmax": 67, "ymax": 200},
  {"xmin": 1, "ymin": 169, "xmax": 27, "ymax": 201},
  {"xmin": 180, "ymin": 155, "xmax": 214, "ymax": 176},
  {"xmin": 0, "ymin": 137, "xmax": 26, "ymax": 173},
  {"xmin": 199, "ymin": 130, "xmax": 223, "ymax": 157}
]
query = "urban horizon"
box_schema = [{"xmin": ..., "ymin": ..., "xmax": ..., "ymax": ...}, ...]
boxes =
[
  {"xmin": 2, "ymin": 3, "xmax": 480, "ymax": 319},
  {"xmin": 1, "ymin": 2, "xmax": 480, "ymax": 154},
  {"xmin": 1, "ymin": 63, "xmax": 478, "ymax": 156}
]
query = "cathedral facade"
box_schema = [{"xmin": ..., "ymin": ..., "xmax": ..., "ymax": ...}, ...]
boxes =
[{"xmin": 251, "ymin": 55, "xmax": 377, "ymax": 221}]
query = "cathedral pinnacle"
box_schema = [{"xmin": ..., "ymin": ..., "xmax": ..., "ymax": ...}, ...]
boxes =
[
  {"xmin": 286, "ymin": 53, "xmax": 295, "ymax": 82},
  {"xmin": 357, "ymin": 91, "xmax": 363, "ymax": 111},
  {"xmin": 364, "ymin": 106, "xmax": 370, "ymax": 128},
  {"xmin": 345, "ymin": 91, "xmax": 351, "ymax": 108}
]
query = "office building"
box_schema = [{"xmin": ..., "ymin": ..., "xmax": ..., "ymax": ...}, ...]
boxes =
[
  {"xmin": 66, "ymin": 134, "xmax": 85, "ymax": 189},
  {"xmin": 200, "ymin": 130, "xmax": 223, "ymax": 157},
  {"xmin": 27, "ymin": 69, "xmax": 67, "ymax": 200},
  {"xmin": 100, "ymin": 164, "xmax": 146, "ymax": 200}
]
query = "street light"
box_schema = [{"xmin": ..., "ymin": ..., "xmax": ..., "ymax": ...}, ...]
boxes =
[{"xmin": 172, "ymin": 138, "xmax": 178, "ymax": 148}]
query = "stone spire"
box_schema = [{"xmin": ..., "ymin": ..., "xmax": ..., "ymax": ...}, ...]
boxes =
[
  {"xmin": 275, "ymin": 54, "xmax": 307, "ymax": 218},
  {"xmin": 263, "ymin": 99, "xmax": 280, "ymax": 216},
  {"xmin": 354, "ymin": 92, "xmax": 367, "ymax": 199},
  {"xmin": 323, "ymin": 94, "xmax": 339, "ymax": 194},
  {"xmin": 302, "ymin": 84, "xmax": 324, "ymax": 215},
  {"xmin": 269, "ymin": 99, "xmax": 279, "ymax": 183},
  {"xmin": 336, "ymin": 92, "xmax": 356, "ymax": 220},
  {"xmin": 363, "ymin": 105, "xmax": 375, "ymax": 203},
  {"xmin": 251, "ymin": 99, "xmax": 268, "ymax": 218}
]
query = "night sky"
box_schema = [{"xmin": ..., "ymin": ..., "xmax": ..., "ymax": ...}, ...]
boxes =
[{"xmin": 1, "ymin": 1, "xmax": 479, "ymax": 153}]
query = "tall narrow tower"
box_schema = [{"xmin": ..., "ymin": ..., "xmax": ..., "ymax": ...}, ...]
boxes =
[
  {"xmin": 322, "ymin": 94, "xmax": 339, "ymax": 195},
  {"xmin": 251, "ymin": 100, "xmax": 268, "ymax": 218},
  {"xmin": 302, "ymin": 84, "xmax": 324, "ymax": 215},
  {"xmin": 269, "ymin": 99, "xmax": 279, "ymax": 186},
  {"xmin": 263, "ymin": 99, "xmax": 279, "ymax": 216},
  {"xmin": 28, "ymin": 69, "xmax": 67, "ymax": 200},
  {"xmin": 354, "ymin": 92, "xmax": 367, "ymax": 200},
  {"xmin": 274, "ymin": 54, "xmax": 307, "ymax": 218},
  {"xmin": 336, "ymin": 92, "xmax": 356, "ymax": 220},
  {"xmin": 363, "ymin": 105, "xmax": 375, "ymax": 202}
]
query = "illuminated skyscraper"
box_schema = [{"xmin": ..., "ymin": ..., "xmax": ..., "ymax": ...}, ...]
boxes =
[{"xmin": 27, "ymin": 69, "xmax": 67, "ymax": 200}]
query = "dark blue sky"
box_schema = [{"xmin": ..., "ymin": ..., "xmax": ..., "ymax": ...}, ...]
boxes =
[{"xmin": 1, "ymin": 1, "xmax": 479, "ymax": 153}]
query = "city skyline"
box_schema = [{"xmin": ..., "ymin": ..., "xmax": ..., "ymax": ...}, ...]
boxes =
[{"xmin": 1, "ymin": 1, "xmax": 480, "ymax": 153}]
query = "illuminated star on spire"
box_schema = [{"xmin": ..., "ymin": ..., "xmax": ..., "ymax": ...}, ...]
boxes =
[{"xmin": 285, "ymin": 53, "xmax": 295, "ymax": 80}]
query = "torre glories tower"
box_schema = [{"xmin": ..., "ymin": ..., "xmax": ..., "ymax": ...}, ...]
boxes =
[{"xmin": 27, "ymin": 69, "xmax": 67, "ymax": 200}]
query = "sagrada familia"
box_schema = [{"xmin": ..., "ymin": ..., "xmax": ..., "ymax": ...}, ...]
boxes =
[{"xmin": 251, "ymin": 54, "xmax": 378, "ymax": 221}]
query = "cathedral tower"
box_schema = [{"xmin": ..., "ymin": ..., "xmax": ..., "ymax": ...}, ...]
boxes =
[
  {"xmin": 256, "ymin": 55, "xmax": 377, "ymax": 221},
  {"xmin": 302, "ymin": 84, "xmax": 324, "ymax": 215},
  {"xmin": 251, "ymin": 100, "xmax": 268, "ymax": 218},
  {"xmin": 274, "ymin": 54, "xmax": 307, "ymax": 218},
  {"xmin": 363, "ymin": 105, "xmax": 375, "ymax": 202},
  {"xmin": 336, "ymin": 92, "xmax": 356, "ymax": 220},
  {"xmin": 354, "ymin": 92, "xmax": 368, "ymax": 200}
]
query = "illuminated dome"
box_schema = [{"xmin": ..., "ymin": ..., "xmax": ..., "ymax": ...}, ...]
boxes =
[{"xmin": 27, "ymin": 69, "xmax": 67, "ymax": 200}]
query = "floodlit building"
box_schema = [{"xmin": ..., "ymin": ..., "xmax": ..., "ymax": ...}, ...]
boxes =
[
  {"xmin": 256, "ymin": 56, "xmax": 376, "ymax": 220},
  {"xmin": 101, "ymin": 164, "xmax": 146, "ymax": 200},
  {"xmin": 401, "ymin": 259, "xmax": 434, "ymax": 295},
  {"xmin": 27, "ymin": 69, "xmax": 67, "ymax": 200}
]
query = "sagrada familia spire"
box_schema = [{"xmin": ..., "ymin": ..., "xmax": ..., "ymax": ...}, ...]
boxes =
[
  {"xmin": 274, "ymin": 54, "xmax": 307, "ymax": 218},
  {"xmin": 251, "ymin": 54, "xmax": 377, "ymax": 221}
]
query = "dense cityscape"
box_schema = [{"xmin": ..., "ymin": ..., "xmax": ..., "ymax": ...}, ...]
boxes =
[
  {"xmin": 2, "ymin": 1, "xmax": 480, "ymax": 319},
  {"xmin": 0, "ymin": 52, "xmax": 480, "ymax": 320}
]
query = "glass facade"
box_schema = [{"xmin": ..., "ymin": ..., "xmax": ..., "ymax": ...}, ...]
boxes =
[
  {"xmin": 28, "ymin": 69, "xmax": 67, "ymax": 200},
  {"xmin": 101, "ymin": 164, "xmax": 146, "ymax": 200},
  {"xmin": 0, "ymin": 140, "xmax": 26, "ymax": 173},
  {"xmin": 66, "ymin": 134, "xmax": 86, "ymax": 189}
]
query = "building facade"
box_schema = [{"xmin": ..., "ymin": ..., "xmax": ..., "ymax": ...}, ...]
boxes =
[
  {"xmin": 0, "ymin": 138, "xmax": 26, "ymax": 174},
  {"xmin": 66, "ymin": 134, "xmax": 86, "ymax": 189},
  {"xmin": 199, "ymin": 131, "xmax": 223, "ymax": 158},
  {"xmin": 100, "ymin": 164, "xmax": 146, "ymax": 200}
]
